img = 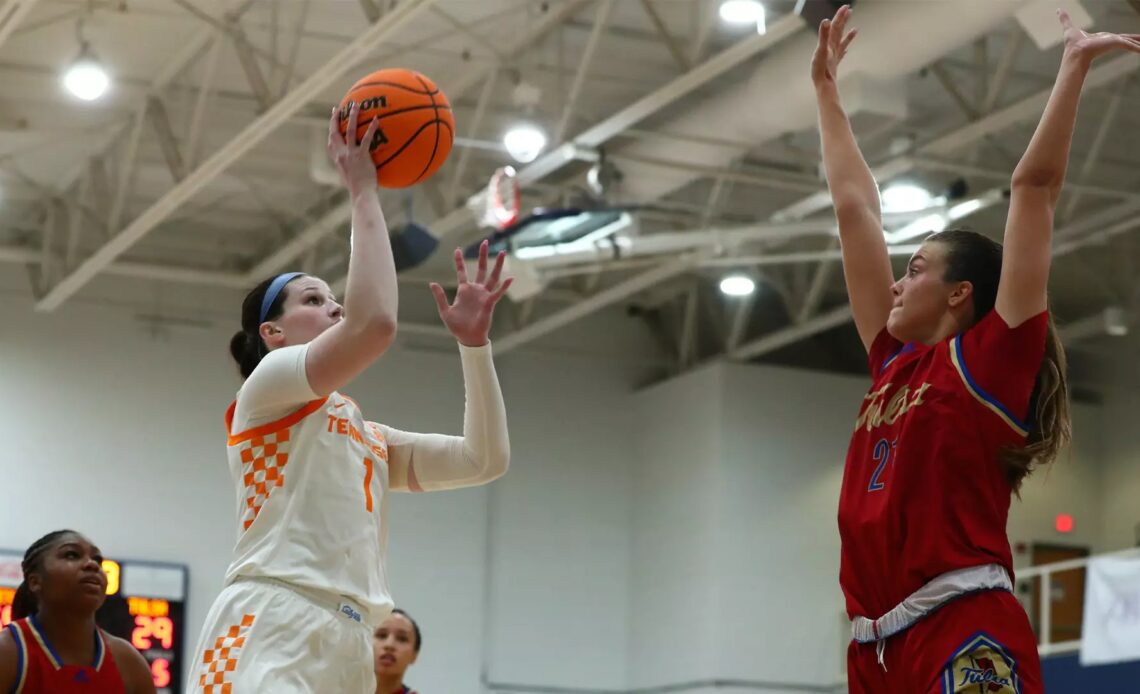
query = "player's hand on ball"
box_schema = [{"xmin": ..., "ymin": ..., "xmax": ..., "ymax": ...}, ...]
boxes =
[
  {"xmin": 327, "ymin": 102, "xmax": 379, "ymax": 197},
  {"xmin": 431, "ymin": 241, "xmax": 513, "ymax": 348}
]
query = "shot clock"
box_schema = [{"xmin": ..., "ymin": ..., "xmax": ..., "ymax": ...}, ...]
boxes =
[{"xmin": 0, "ymin": 550, "xmax": 188, "ymax": 693}]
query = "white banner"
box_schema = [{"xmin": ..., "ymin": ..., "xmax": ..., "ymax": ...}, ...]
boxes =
[{"xmin": 1080, "ymin": 554, "xmax": 1140, "ymax": 666}]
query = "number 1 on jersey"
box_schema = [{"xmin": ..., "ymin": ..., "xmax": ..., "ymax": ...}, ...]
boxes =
[
  {"xmin": 867, "ymin": 438, "xmax": 897, "ymax": 492},
  {"xmin": 362, "ymin": 457, "xmax": 374, "ymax": 512}
]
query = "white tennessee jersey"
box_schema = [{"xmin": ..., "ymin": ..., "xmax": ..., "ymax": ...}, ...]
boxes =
[
  {"xmin": 222, "ymin": 347, "xmax": 395, "ymax": 624},
  {"xmin": 219, "ymin": 341, "xmax": 510, "ymax": 627}
]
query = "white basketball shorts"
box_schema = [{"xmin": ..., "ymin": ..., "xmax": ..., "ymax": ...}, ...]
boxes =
[{"xmin": 187, "ymin": 577, "xmax": 376, "ymax": 693}]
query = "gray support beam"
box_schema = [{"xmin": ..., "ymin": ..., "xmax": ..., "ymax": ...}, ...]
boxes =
[{"xmin": 555, "ymin": 0, "xmax": 618, "ymax": 143}]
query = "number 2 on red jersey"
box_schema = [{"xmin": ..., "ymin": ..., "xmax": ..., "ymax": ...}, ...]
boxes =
[{"xmin": 868, "ymin": 438, "xmax": 897, "ymax": 492}]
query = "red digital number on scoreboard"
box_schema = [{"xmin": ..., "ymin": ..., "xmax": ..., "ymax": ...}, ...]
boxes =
[
  {"xmin": 132, "ymin": 615, "xmax": 174, "ymax": 650},
  {"xmin": 151, "ymin": 658, "xmax": 172, "ymax": 688}
]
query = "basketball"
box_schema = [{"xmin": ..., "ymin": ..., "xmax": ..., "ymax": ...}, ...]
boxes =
[{"xmin": 337, "ymin": 68, "xmax": 455, "ymax": 189}]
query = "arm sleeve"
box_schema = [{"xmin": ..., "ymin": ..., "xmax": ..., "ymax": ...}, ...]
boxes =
[
  {"xmin": 381, "ymin": 342, "xmax": 510, "ymax": 493},
  {"xmin": 231, "ymin": 344, "xmax": 319, "ymax": 432},
  {"xmin": 867, "ymin": 327, "xmax": 905, "ymax": 379},
  {"xmin": 952, "ymin": 309, "xmax": 1048, "ymax": 432}
]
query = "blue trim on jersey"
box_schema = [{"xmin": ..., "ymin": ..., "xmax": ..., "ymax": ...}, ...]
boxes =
[
  {"xmin": 27, "ymin": 615, "xmax": 63, "ymax": 670},
  {"xmin": 7, "ymin": 623, "xmax": 25, "ymax": 694},
  {"xmin": 880, "ymin": 342, "xmax": 911, "ymax": 371},
  {"xmin": 951, "ymin": 335, "xmax": 1030, "ymax": 434},
  {"xmin": 881, "ymin": 342, "xmax": 917, "ymax": 372},
  {"xmin": 92, "ymin": 629, "xmax": 104, "ymax": 671}
]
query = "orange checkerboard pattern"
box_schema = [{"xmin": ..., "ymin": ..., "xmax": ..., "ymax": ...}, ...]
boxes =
[
  {"xmin": 198, "ymin": 614, "xmax": 255, "ymax": 693},
  {"xmin": 239, "ymin": 430, "xmax": 291, "ymax": 531}
]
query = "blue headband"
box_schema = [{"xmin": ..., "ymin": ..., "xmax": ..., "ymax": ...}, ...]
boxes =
[{"xmin": 260, "ymin": 272, "xmax": 304, "ymax": 324}]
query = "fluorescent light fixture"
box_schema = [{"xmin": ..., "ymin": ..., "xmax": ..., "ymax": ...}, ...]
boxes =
[
  {"xmin": 948, "ymin": 199, "xmax": 985, "ymax": 218},
  {"xmin": 1105, "ymin": 306, "xmax": 1129, "ymax": 337},
  {"xmin": 512, "ymin": 213, "xmax": 635, "ymax": 260},
  {"xmin": 720, "ymin": 0, "xmax": 765, "ymax": 26},
  {"xmin": 881, "ymin": 183, "xmax": 934, "ymax": 214},
  {"xmin": 719, "ymin": 274, "xmax": 756, "ymax": 297},
  {"xmin": 63, "ymin": 57, "xmax": 110, "ymax": 101},
  {"xmin": 503, "ymin": 124, "xmax": 547, "ymax": 164},
  {"xmin": 885, "ymin": 213, "xmax": 948, "ymax": 244}
]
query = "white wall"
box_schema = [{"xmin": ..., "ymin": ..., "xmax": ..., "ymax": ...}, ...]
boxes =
[
  {"xmin": 1099, "ymin": 353, "xmax": 1140, "ymax": 552},
  {"xmin": 715, "ymin": 364, "xmax": 865, "ymax": 688},
  {"xmin": 628, "ymin": 365, "xmax": 723, "ymax": 689},
  {"xmin": 1007, "ymin": 404, "xmax": 1108, "ymax": 562},
  {"xmin": 480, "ymin": 350, "xmax": 636, "ymax": 690}
]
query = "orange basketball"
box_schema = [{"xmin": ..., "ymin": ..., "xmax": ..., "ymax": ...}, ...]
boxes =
[{"xmin": 337, "ymin": 68, "xmax": 455, "ymax": 189}]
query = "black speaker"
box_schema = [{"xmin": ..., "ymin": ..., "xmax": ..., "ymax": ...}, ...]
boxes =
[
  {"xmin": 794, "ymin": 0, "xmax": 856, "ymax": 29},
  {"xmin": 390, "ymin": 222, "xmax": 439, "ymax": 272}
]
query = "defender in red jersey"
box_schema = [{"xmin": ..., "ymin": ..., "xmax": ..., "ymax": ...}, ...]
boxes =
[
  {"xmin": 812, "ymin": 5, "xmax": 1140, "ymax": 692},
  {"xmin": 0, "ymin": 531, "xmax": 154, "ymax": 693}
]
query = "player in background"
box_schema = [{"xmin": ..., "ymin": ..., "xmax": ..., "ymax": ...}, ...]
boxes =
[
  {"xmin": 0, "ymin": 530, "xmax": 155, "ymax": 693},
  {"xmin": 373, "ymin": 609, "xmax": 421, "ymax": 694}
]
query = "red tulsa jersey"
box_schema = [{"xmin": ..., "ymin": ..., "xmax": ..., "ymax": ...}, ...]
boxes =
[
  {"xmin": 5, "ymin": 616, "xmax": 125, "ymax": 693},
  {"xmin": 838, "ymin": 310, "xmax": 1047, "ymax": 620}
]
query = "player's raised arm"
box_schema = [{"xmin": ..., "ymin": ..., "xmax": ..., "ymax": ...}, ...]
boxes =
[
  {"xmin": 303, "ymin": 103, "xmax": 400, "ymax": 397},
  {"xmin": 812, "ymin": 5, "xmax": 894, "ymax": 353},
  {"xmin": 385, "ymin": 241, "xmax": 512, "ymax": 493},
  {"xmin": 997, "ymin": 11, "xmax": 1140, "ymax": 328}
]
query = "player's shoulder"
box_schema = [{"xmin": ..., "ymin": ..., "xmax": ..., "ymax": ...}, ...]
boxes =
[
  {"xmin": 105, "ymin": 634, "xmax": 155, "ymax": 693},
  {"xmin": 104, "ymin": 633, "xmax": 154, "ymax": 691},
  {"xmin": 104, "ymin": 632, "xmax": 143, "ymax": 662},
  {"xmin": 0, "ymin": 624, "xmax": 19, "ymax": 692},
  {"xmin": 0, "ymin": 620, "xmax": 20, "ymax": 652}
]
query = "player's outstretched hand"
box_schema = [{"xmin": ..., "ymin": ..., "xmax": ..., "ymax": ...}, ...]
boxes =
[
  {"xmin": 431, "ymin": 240, "xmax": 513, "ymax": 347},
  {"xmin": 811, "ymin": 4, "xmax": 857, "ymax": 88}
]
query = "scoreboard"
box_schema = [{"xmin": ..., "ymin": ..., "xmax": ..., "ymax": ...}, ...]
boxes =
[{"xmin": 0, "ymin": 551, "xmax": 188, "ymax": 694}]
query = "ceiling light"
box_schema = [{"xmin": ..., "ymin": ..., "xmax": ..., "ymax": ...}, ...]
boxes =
[
  {"xmin": 720, "ymin": 0, "xmax": 766, "ymax": 27},
  {"xmin": 63, "ymin": 49, "xmax": 110, "ymax": 101},
  {"xmin": 884, "ymin": 213, "xmax": 948, "ymax": 244},
  {"xmin": 503, "ymin": 124, "xmax": 547, "ymax": 164},
  {"xmin": 881, "ymin": 183, "xmax": 934, "ymax": 214},
  {"xmin": 948, "ymin": 199, "xmax": 984, "ymax": 218},
  {"xmin": 1104, "ymin": 306, "xmax": 1129, "ymax": 337},
  {"xmin": 719, "ymin": 274, "xmax": 756, "ymax": 297}
]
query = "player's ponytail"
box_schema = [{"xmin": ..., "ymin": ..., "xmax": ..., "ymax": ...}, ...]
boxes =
[
  {"xmin": 11, "ymin": 581, "xmax": 36, "ymax": 620},
  {"xmin": 229, "ymin": 330, "xmax": 260, "ymax": 381},
  {"xmin": 929, "ymin": 229, "xmax": 1072, "ymax": 493},
  {"xmin": 231, "ymin": 274, "xmax": 304, "ymax": 379},
  {"xmin": 1004, "ymin": 315, "xmax": 1071, "ymax": 493},
  {"xmin": 12, "ymin": 530, "xmax": 77, "ymax": 620}
]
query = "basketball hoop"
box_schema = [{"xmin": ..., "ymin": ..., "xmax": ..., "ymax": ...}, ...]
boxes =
[{"xmin": 480, "ymin": 166, "xmax": 521, "ymax": 231}]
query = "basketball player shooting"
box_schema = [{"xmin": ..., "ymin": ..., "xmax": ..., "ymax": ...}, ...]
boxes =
[
  {"xmin": 187, "ymin": 101, "xmax": 512, "ymax": 693},
  {"xmin": 813, "ymin": 5, "xmax": 1140, "ymax": 693}
]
